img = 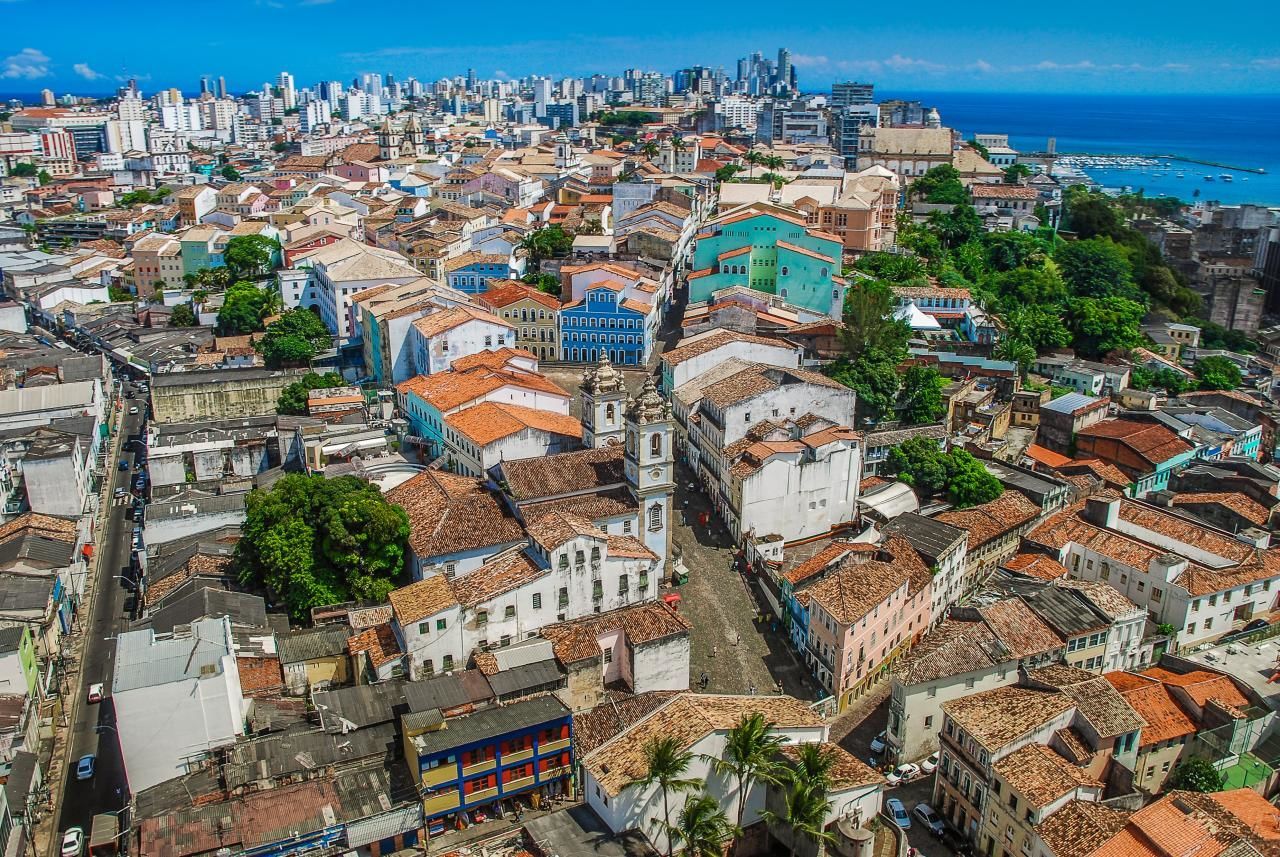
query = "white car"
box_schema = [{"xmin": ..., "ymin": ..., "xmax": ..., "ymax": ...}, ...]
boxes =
[
  {"xmin": 921, "ymin": 751, "xmax": 940, "ymax": 774},
  {"xmin": 61, "ymin": 828, "xmax": 84, "ymax": 857},
  {"xmin": 128, "ymin": 406, "xmax": 139, "ymax": 415},
  {"xmin": 87, "ymin": 682, "xmax": 104, "ymax": 704},
  {"xmin": 870, "ymin": 731, "xmax": 887, "ymax": 754},
  {"xmin": 887, "ymin": 762, "xmax": 921, "ymax": 785}
]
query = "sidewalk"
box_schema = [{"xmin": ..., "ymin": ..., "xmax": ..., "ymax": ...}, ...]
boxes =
[{"xmin": 34, "ymin": 395, "xmax": 126, "ymax": 857}]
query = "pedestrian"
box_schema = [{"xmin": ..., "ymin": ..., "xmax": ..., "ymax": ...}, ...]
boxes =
[
  {"xmin": 749, "ymin": 683, "xmax": 756, "ymax": 695},
  {"xmin": 712, "ymin": 645, "xmax": 718, "ymax": 659}
]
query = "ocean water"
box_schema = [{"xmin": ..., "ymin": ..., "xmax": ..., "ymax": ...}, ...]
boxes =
[{"xmin": 887, "ymin": 91, "xmax": 1280, "ymax": 206}]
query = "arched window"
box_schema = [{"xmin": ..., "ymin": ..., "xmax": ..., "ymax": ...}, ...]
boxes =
[
  {"xmin": 648, "ymin": 504, "xmax": 662, "ymax": 531},
  {"xmin": 650, "ymin": 433, "xmax": 662, "ymax": 457},
  {"xmin": 780, "ymin": 288, "xmax": 788, "ymax": 300},
  {"xmin": 605, "ymin": 403, "xmax": 615, "ymax": 423},
  {"xmin": 780, "ymin": 266, "xmax": 789, "ymax": 276},
  {"xmin": 820, "ymin": 267, "xmax": 828, "ymax": 277}
]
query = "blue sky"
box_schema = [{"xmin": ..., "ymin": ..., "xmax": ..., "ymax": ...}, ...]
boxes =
[{"xmin": 2, "ymin": 0, "xmax": 1279, "ymax": 96}]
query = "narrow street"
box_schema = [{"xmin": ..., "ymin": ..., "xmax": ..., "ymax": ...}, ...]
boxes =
[{"xmin": 48, "ymin": 393, "xmax": 144, "ymax": 853}]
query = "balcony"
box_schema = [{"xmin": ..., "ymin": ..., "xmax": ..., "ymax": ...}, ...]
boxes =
[
  {"xmin": 504, "ymin": 775, "xmax": 536, "ymax": 792},
  {"xmin": 422, "ymin": 790, "xmax": 460, "ymax": 815},
  {"xmin": 421, "ymin": 765, "xmax": 456, "ymax": 789},
  {"xmin": 540, "ymin": 737, "xmax": 570, "ymax": 754},
  {"xmin": 461, "ymin": 758, "xmax": 495, "ymax": 777},
  {"xmin": 502, "ymin": 747, "xmax": 534, "ymax": 765},
  {"xmin": 540, "ymin": 765, "xmax": 572, "ymax": 781},
  {"xmin": 468, "ymin": 786, "xmax": 498, "ymax": 804}
]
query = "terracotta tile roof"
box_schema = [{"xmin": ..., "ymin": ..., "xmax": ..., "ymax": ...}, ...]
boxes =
[
  {"xmin": 480, "ymin": 280, "xmax": 561, "ymax": 311},
  {"xmin": 472, "ymin": 651, "xmax": 499, "ymax": 675},
  {"xmin": 573, "ymin": 691, "xmax": 680, "ymax": 757},
  {"xmin": 993, "ymin": 744, "xmax": 1101, "ymax": 807},
  {"xmin": 146, "ymin": 553, "xmax": 234, "ymax": 604},
  {"xmin": 0, "ymin": 512, "xmax": 78, "ymax": 543},
  {"xmin": 1171, "ymin": 492, "xmax": 1271, "ymax": 527},
  {"xmin": 778, "ymin": 742, "xmax": 886, "ymax": 791},
  {"xmin": 620, "ymin": 297, "xmax": 652, "ymax": 315},
  {"xmin": 783, "ymin": 541, "xmax": 877, "ymax": 586},
  {"xmin": 583, "ymin": 693, "xmax": 822, "ymax": 796},
  {"xmin": 936, "ymin": 491, "xmax": 1040, "ymax": 549},
  {"xmin": 606, "ymin": 535, "xmax": 658, "ymax": 561},
  {"xmin": 972, "ymin": 183, "xmax": 1040, "ymax": 200},
  {"xmin": 1005, "ymin": 552, "xmax": 1070, "ymax": 581},
  {"xmin": 977, "ymin": 598, "xmax": 1064, "ymax": 657},
  {"xmin": 1103, "ymin": 672, "xmax": 1197, "ymax": 745},
  {"xmin": 1054, "ymin": 579, "xmax": 1141, "ymax": 620},
  {"xmin": 775, "ymin": 240, "xmax": 835, "ymax": 264},
  {"xmin": 346, "ymin": 624, "xmax": 403, "ymax": 669},
  {"xmin": 1140, "ymin": 667, "xmax": 1251, "ymax": 712},
  {"xmin": 1076, "ymin": 419, "xmax": 1194, "ymax": 468},
  {"xmin": 385, "ymin": 469, "xmax": 525, "ymax": 559},
  {"xmin": 396, "ymin": 364, "xmax": 568, "ymax": 413},
  {"xmin": 525, "ymin": 512, "xmax": 602, "ymax": 552},
  {"xmin": 805, "ymin": 536, "xmax": 929, "ymax": 626},
  {"xmin": 388, "ymin": 575, "xmax": 458, "ymax": 625},
  {"xmin": 450, "ymin": 548, "xmax": 547, "ymax": 608},
  {"xmin": 701, "ymin": 363, "xmax": 846, "ymax": 409},
  {"xmin": 943, "ymin": 686, "xmax": 1074, "ymax": 752},
  {"xmin": 541, "ymin": 602, "xmax": 691, "ymax": 666},
  {"xmin": 445, "ymin": 401, "xmax": 582, "ymax": 447},
  {"xmin": 410, "ymin": 305, "xmax": 511, "ymax": 340},
  {"xmin": 498, "ymin": 442, "xmax": 626, "ymax": 501},
  {"xmin": 1037, "ymin": 799, "xmax": 1131, "ymax": 857},
  {"xmin": 1113, "ymin": 795, "xmax": 1229, "ymax": 857},
  {"xmin": 893, "ymin": 618, "xmax": 1002, "ymax": 685},
  {"xmin": 448, "ymin": 347, "xmax": 537, "ymax": 371},
  {"xmin": 1025, "ymin": 443, "xmax": 1074, "ymax": 469},
  {"xmin": 1207, "ymin": 788, "xmax": 1280, "ymax": 843},
  {"xmin": 518, "ymin": 486, "xmax": 638, "ymax": 524}
]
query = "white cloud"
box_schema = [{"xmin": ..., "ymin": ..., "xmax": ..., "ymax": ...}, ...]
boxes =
[
  {"xmin": 1, "ymin": 48, "xmax": 51, "ymax": 80},
  {"xmin": 882, "ymin": 54, "xmax": 945, "ymax": 72},
  {"xmin": 789, "ymin": 54, "xmax": 830, "ymax": 69},
  {"xmin": 1252, "ymin": 57, "xmax": 1280, "ymax": 69},
  {"xmin": 970, "ymin": 59, "xmax": 995, "ymax": 73},
  {"xmin": 73, "ymin": 62, "xmax": 103, "ymax": 80}
]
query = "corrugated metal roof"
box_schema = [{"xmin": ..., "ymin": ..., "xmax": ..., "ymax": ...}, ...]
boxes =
[
  {"xmin": 277, "ymin": 625, "xmax": 350, "ymax": 664},
  {"xmin": 410, "ymin": 695, "xmax": 570, "ymax": 758},
  {"xmin": 486, "ymin": 659, "xmax": 565, "ymax": 698},
  {"xmin": 0, "ymin": 380, "xmax": 96, "ymax": 413},
  {"xmin": 112, "ymin": 616, "xmax": 234, "ymax": 693}
]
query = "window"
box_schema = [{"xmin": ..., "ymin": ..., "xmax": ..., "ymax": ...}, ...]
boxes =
[
  {"xmin": 618, "ymin": 574, "xmax": 628, "ymax": 594},
  {"xmin": 505, "ymin": 605, "xmax": 516, "ymax": 619},
  {"xmin": 500, "ymin": 634, "xmax": 511, "ymax": 647},
  {"xmin": 780, "ymin": 266, "xmax": 789, "ymax": 276},
  {"xmin": 423, "ymin": 658, "xmax": 434, "ymax": 676},
  {"xmin": 1152, "ymin": 587, "xmax": 1163, "ymax": 602},
  {"xmin": 927, "ymin": 686, "xmax": 937, "ymax": 698},
  {"xmin": 532, "ymin": 593, "xmax": 542, "ymax": 609},
  {"xmin": 623, "ymin": 520, "xmax": 632, "ymax": 534},
  {"xmin": 603, "ymin": 646, "xmax": 613, "ymax": 664},
  {"xmin": 476, "ymin": 610, "xmax": 488, "ymax": 626},
  {"xmin": 965, "ymin": 677, "xmax": 975, "ymax": 689},
  {"xmin": 436, "ymin": 618, "xmax": 447, "ymax": 631},
  {"xmin": 442, "ymin": 654, "xmax": 454, "ymax": 671},
  {"xmin": 1204, "ymin": 618, "xmax": 1214, "ymax": 631},
  {"xmin": 444, "ymin": 562, "xmax": 457, "ymax": 580},
  {"xmin": 650, "ymin": 433, "xmax": 662, "ymax": 456},
  {"xmin": 648, "ymin": 504, "xmax": 662, "ymax": 531},
  {"xmin": 1186, "ymin": 622, "xmax": 1196, "ymax": 635},
  {"xmin": 1192, "ymin": 599, "xmax": 1201, "ymax": 612},
  {"xmin": 418, "ymin": 622, "xmax": 429, "ymax": 634}
]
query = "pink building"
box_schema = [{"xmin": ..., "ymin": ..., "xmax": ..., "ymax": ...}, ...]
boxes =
[{"xmin": 805, "ymin": 536, "xmax": 933, "ymax": 710}]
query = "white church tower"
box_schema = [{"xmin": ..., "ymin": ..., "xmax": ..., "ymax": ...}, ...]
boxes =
[
  {"xmin": 624, "ymin": 377, "xmax": 674, "ymax": 564},
  {"xmin": 579, "ymin": 354, "xmax": 626, "ymax": 448}
]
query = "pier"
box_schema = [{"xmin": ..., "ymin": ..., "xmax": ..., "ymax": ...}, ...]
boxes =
[{"xmin": 1031, "ymin": 151, "xmax": 1265, "ymax": 175}]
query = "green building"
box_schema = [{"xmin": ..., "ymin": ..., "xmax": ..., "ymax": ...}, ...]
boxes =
[
  {"xmin": 687, "ymin": 205, "xmax": 846, "ymax": 318},
  {"xmin": 0, "ymin": 626, "xmax": 38, "ymax": 699}
]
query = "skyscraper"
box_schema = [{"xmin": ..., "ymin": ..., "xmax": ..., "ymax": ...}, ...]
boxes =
[
  {"xmin": 199, "ymin": 77, "xmax": 210, "ymax": 96},
  {"xmin": 217, "ymin": 76, "xmax": 227, "ymax": 99},
  {"xmin": 466, "ymin": 68, "xmax": 477, "ymax": 92},
  {"xmin": 776, "ymin": 48, "xmax": 793, "ymax": 93},
  {"xmin": 831, "ymin": 81, "xmax": 875, "ymax": 108},
  {"xmin": 277, "ymin": 71, "xmax": 296, "ymax": 110}
]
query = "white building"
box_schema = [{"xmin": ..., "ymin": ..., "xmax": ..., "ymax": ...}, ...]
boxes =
[
  {"xmin": 286, "ymin": 238, "xmax": 422, "ymax": 339},
  {"xmin": 111, "ymin": 616, "xmax": 245, "ymax": 793},
  {"xmin": 408, "ymin": 305, "xmax": 516, "ymax": 377}
]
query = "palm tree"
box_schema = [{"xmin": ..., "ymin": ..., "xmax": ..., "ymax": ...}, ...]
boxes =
[
  {"xmin": 633, "ymin": 736, "xmax": 702, "ymax": 857},
  {"xmin": 641, "ymin": 140, "xmax": 660, "ymax": 160},
  {"xmin": 518, "ymin": 228, "xmax": 556, "ymax": 273},
  {"xmin": 710, "ymin": 713, "xmax": 784, "ymax": 851},
  {"xmin": 763, "ymin": 154, "xmax": 786, "ymax": 173},
  {"xmin": 762, "ymin": 744, "xmax": 837, "ymax": 857},
  {"xmin": 666, "ymin": 794, "xmax": 737, "ymax": 857},
  {"xmin": 743, "ymin": 150, "xmax": 763, "ymax": 179},
  {"xmin": 994, "ymin": 336, "xmax": 1037, "ymax": 380}
]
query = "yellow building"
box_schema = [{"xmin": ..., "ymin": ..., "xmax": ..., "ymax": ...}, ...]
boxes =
[{"xmin": 479, "ymin": 279, "xmax": 561, "ymax": 361}]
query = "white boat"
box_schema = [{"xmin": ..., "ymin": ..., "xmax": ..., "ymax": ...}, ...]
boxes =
[{"xmin": 1221, "ymin": 174, "xmax": 1233, "ymax": 182}]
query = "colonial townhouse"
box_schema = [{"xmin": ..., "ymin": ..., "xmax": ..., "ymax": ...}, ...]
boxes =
[
  {"xmin": 933, "ymin": 668, "xmax": 1143, "ymax": 850},
  {"xmin": 979, "ymin": 743, "xmax": 1105, "ymax": 857},
  {"xmin": 395, "ymin": 350, "xmax": 570, "ymax": 468},
  {"xmin": 659, "ymin": 328, "xmax": 800, "ymax": 395},
  {"xmin": 349, "ymin": 278, "xmax": 481, "ymax": 385},
  {"xmin": 882, "ymin": 513, "xmax": 969, "ymax": 624},
  {"xmin": 283, "ymin": 238, "xmax": 422, "ymax": 339},
  {"xmin": 559, "ymin": 281, "xmax": 655, "ymax": 366},
  {"xmin": 687, "ymin": 204, "xmax": 846, "ymax": 318},
  {"xmin": 443, "ymin": 401, "xmax": 582, "ymax": 477},
  {"xmin": 388, "ymin": 510, "xmax": 662, "ymax": 680},
  {"xmin": 1035, "ymin": 392, "xmax": 1110, "ymax": 456},
  {"xmin": 478, "ymin": 279, "xmax": 561, "ymax": 362},
  {"xmin": 805, "ymin": 536, "xmax": 933, "ymax": 710},
  {"xmin": 407, "ymin": 305, "xmax": 516, "ymax": 376},
  {"xmin": 936, "ymin": 491, "xmax": 1043, "ymax": 596},
  {"xmin": 886, "ymin": 598, "xmax": 1064, "ymax": 766},
  {"xmin": 442, "ymin": 251, "xmax": 525, "ymax": 295},
  {"xmin": 1026, "ymin": 494, "xmax": 1280, "ymax": 648},
  {"xmin": 1074, "ymin": 418, "xmax": 1196, "ymax": 497}
]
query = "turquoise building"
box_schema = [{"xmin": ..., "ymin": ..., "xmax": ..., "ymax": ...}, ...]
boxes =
[{"xmin": 688, "ymin": 206, "xmax": 846, "ymax": 318}]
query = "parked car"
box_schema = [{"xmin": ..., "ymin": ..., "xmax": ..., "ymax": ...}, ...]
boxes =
[
  {"xmin": 913, "ymin": 803, "xmax": 945, "ymax": 836},
  {"xmin": 75, "ymin": 754, "xmax": 95, "ymax": 781},
  {"xmin": 128, "ymin": 406, "xmax": 139, "ymax": 415},
  {"xmin": 60, "ymin": 828, "xmax": 84, "ymax": 857},
  {"xmin": 940, "ymin": 826, "xmax": 974, "ymax": 855},
  {"xmin": 886, "ymin": 797, "xmax": 911, "ymax": 829},
  {"xmin": 887, "ymin": 762, "xmax": 921, "ymax": 785},
  {"xmin": 118, "ymin": 459, "xmax": 129, "ymax": 471},
  {"xmin": 87, "ymin": 683, "xmax": 104, "ymax": 704},
  {"xmin": 870, "ymin": 731, "xmax": 887, "ymax": 753},
  {"xmin": 921, "ymin": 751, "xmax": 940, "ymax": 774},
  {"xmin": 1243, "ymin": 618, "xmax": 1270, "ymax": 633},
  {"xmin": 113, "ymin": 488, "xmax": 126, "ymax": 499}
]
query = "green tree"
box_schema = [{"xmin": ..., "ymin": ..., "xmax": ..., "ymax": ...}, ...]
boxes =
[
  {"xmin": 1167, "ymin": 759, "xmax": 1224, "ymax": 793},
  {"xmin": 1068, "ymin": 296, "xmax": 1147, "ymax": 358},
  {"xmin": 518, "ymin": 225, "xmax": 573, "ymax": 272},
  {"xmin": 277, "ymin": 371, "xmax": 345, "ymax": 415},
  {"xmin": 220, "ymin": 164, "xmax": 241, "ymax": 181},
  {"xmin": 988, "ymin": 267, "xmax": 1067, "ymax": 311},
  {"xmin": 236, "ymin": 474, "xmax": 410, "ymax": 620},
  {"xmin": 710, "ymin": 713, "xmax": 784, "ymax": 849},
  {"xmin": 854, "ymin": 252, "xmax": 928, "ymax": 285},
  {"xmin": 666, "ymin": 795, "xmax": 736, "ymax": 857},
  {"xmin": 9, "ymin": 162, "xmax": 37, "ymax": 178},
  {"xmin": 983, "ymin": 231, "xmax": 1047, "ymax": 272},
  {"xmin": 1055, "ymin": 237, "xmax": 1138, "ymax": 300},
  {"xmin": 1154, "ymin": 368, "xmax": 1190, "ymax": 395},
  {"xmin": 828, "ymin": 349, "xmax": 902, "ymax": 423},
  {"xmin": 168, "ymin": 304, "xmax": 197, "ymax": 327},
  {"xmin": 928, "ymin": 206, "xmax": 983, "ymax": 249},
  {"xmin": 888, "ymin": 435, "xmax": 951, "ymax": 495},
  {"xmin": 1003, "ymin": 163, "xmax": 1033, "ymax": 184},
  {"xmin": 1004, "ymin": 305, "xmax": 1072, "ymax": 352},
  {"xmin": 900, "ymin": 364, "xmax": 945, "ymax": 424},
  {"xmin": 762, "ymin": 745, "xmax": 837, "ymax": 857},
  {"xmin": 520, "ymin": 272, "xmax": 561, "ymax": 297},
  {"xmin": 966, "ymin": 138, "xmax": 990, "ymax": 160},
  {"xmin": 632, "ymin": 737, "xmax": 702, "ymax": 857},
  {"xmin": 217, "ymin": 280, "xmax": 277, "ymax": 334},
  {"xmin": 947, "ymin": 449, "xmax": 1005, "ymax": 508},
  {"xmin": 838, "ymin": 278, "xmax": 910, "ymax": 363},
  {"xmin": 1063, "ymin": 187, "xmax": 1125, "ymax": 239},
  {"xmin": 742, "ymin": 149, "xmax": 763, "ymax": 179},
  {"xmin": 37, "ymin": 170, "xmax": 50, "ymax": 186},
  {"xmin": 258, "ymin": 308, "xmax": 331, "ymax": 367},
  {"xmin": 911, "ymin": 164, "xmax": 968, "ymax": 204},
  {"xmin": 1195, "ymin": 355, "xmax": 1242, "ymax": 391},
  {"xmin": 108, "ymin": 285, "xmax": 134, "ymax": 303},
  {"xmin": 994, "ymin": 337, "xmax": 1037, "ymax": 379},
  {"xmin": 641, "ymin": 140, "xmax": 660, "ymax": 159},
  {"xmin": 715, "ymin": 164, "xmax": 742, "ymax": 183},
  {"xmin": 223, "ymin": 234, "xmax": 279, "ymax": 281}
]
